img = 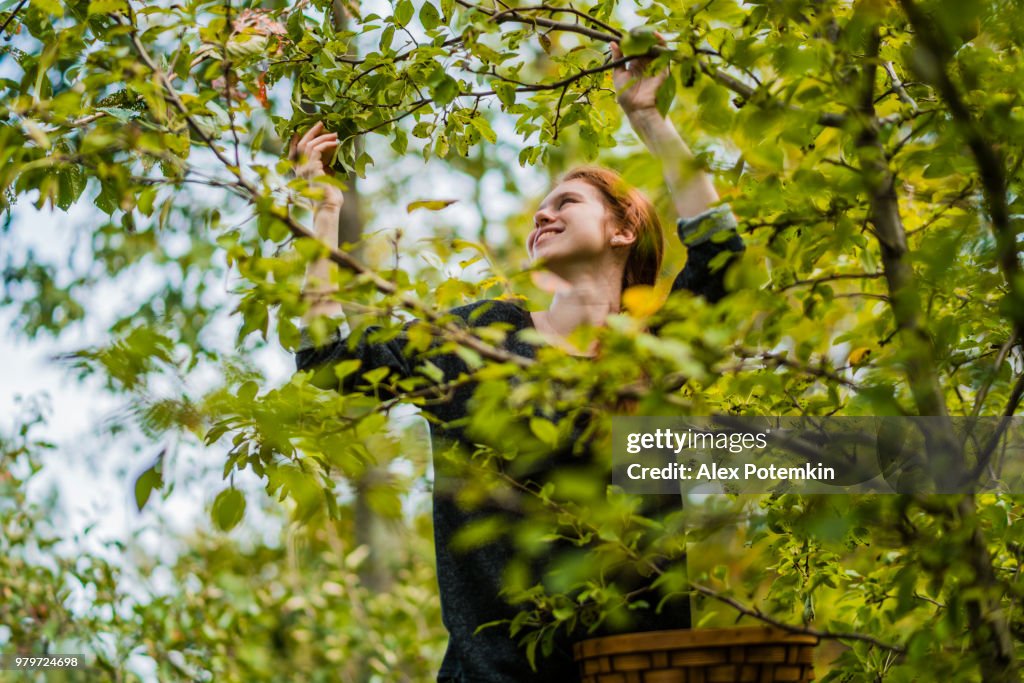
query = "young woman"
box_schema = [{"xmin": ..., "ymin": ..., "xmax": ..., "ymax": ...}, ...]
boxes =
[{"xmin": 292, "ymin": 45, "xmax": 744, "ymax": 682}]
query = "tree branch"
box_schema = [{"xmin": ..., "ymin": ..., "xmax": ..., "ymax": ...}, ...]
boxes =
[
  {"xmin": 0, "ymin": 0, "xmax": 27, "ymax": 38},
  {"xmin": 730, "ymin": 347, "xmax": 863, "ymax": 390},
  {"xmin": 123, "ymin": 14, "xmax": 536, "ymax": 371},
  {"xmin": 889, "ymin": 9, "xmax": 1023, "ymax": 676},
  {"xmin": 853, "ymin": 25, "xmax": 951, "ymax": 421},
  {"xmin": 970, "ymin": 333, "xmax": 1018, "ymax": 419},
  {"xmin": 882, "ymin": 60, "xmax": 918, "ymax": 111},
  {"xmin": 456, "ymin": 0, "xmax": 865, "ymax": 129},
  {"xmin": 687, "ymin": 581, "xmax": 906, "ymax": 654},
  {"xmin": 221, "ymin": 0, "xmax": 242, "ymax": 170},
  {"xmin": 773, "ymin": 272, "xmax": 884, "ymax": 292},
  {"xmin": 489, "ymin": 4, "xmax": 621, "ymax": 38},
  {"xmin": 969, "ymin": 368, "xmax": 1024, "ymax": 480},
  {"xmin": 898, "ymin": 0, "xmax": 1024, "ymax": 346},
  {"xmin": 455, "ymin": 0, "xmax": 618, "ymax": 42}
]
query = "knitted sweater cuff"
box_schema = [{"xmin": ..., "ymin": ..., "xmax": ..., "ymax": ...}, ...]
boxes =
[{"xmin": 677, "ymin": 205, "xmax": 738, "ymax": 246}]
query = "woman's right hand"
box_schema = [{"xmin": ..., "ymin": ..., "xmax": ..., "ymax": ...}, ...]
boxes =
[
  {"xmin": 289, "ymin": 121, "xmax": 344, "ymax": 211},
  {"xmin": 611, "ymin": 36, "xmax": 668, "ymax": 119}
]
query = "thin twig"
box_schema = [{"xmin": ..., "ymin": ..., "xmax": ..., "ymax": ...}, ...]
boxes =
[
  {"xmin": 0, "ymin": 0, "xmax": 28, "ymax": 37},
  {"xmin": 774, "ymin": 272, "xmax": 884, "ymax": 292},
  {"xmin": 971, "ymin": 333, "xmax": 1018, "ymax": 419},
  {"xmin": 832, "ymin": 292, "xmax": 889, "ymax": 302},
  {"xmin": 456, "ymin": 0, "xmax": 618, "ymax": 42},
  {"xmin": 221, "ymin": 0, "xmax": 242, "ymax": 170},
  {"xmin": 489, "ymin": 4, "xmax": 621, "ymax": 38},
  {"xmin": 904, "ymin": 182, "xmax": 976, "ymax": 237},
  {"xmin": 882, "ymin": 60, "xmax": 918, "ymax": 111},
  {"xmin": 688, "ymin": 582, "xmax": 906, "ymax": 653},
  {"xmin": 729, "ymin": 347, "xmax": 863, "ymax": 390},
  {"xmin": 970, "ymin": 370, "xmax": 1024, "ymax": 480},
  {"xmin": 340, "ymin": 99, "xmax": 431, "ymax": 142}
]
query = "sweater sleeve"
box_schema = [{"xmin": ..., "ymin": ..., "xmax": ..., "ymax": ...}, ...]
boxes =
[
  {"xmin": 670, "ymin": 205, "xmax": 746, "ymax": 304},
  {"xmin": 295, "ymin": 323, "xmax": 417, "ymax": 395}
]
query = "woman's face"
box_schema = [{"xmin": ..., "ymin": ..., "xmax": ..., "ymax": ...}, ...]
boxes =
[{"xmin": 528, "ymin": 179, "xmax": 621, "ymax": 266}]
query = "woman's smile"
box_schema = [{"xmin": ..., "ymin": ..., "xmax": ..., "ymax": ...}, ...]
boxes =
[{"xmin": 534, "ymin": 226, "xmax": 563, "ymax": 245}]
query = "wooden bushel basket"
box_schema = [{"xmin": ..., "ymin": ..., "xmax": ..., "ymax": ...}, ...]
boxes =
[{"xmin": 574, "ymin": 626, "xmax": 819, "ymax": 683}]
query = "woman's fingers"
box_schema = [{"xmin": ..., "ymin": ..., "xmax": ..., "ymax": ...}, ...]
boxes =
[
  {"xmin": 291, "ymin": 122, "xmax": 327, "ymax": 158},
  {"xmin": 303, "ymin": 153, "xmax": 321, "ymax": 174},
  {"xmin": 305, "ymin": 133, "xmax": 337, "ymax": 151},
  {"xmin": 288, "ymin": 122, "xmax": 345, "ymax": 209},
  {"xmin": 297, "ymin": 140, "xmax": 342, "ymax": 179},
  {"xmin": 312, "ymin": 132, "xmax": 338, "ymax": 145},
  {"xmin": 312, "ymin": 139, "xmax": 337, "ymax": 154},
  {"xmin": 289, "ymin": 122, "xmax": 328, "ymax": 161},
  {"xmin": 297, "ymin": 120, "xmax": 324, "ymax": 148},
  {"xmin": 289, "ymin": 123, "xmax": 342, "ymax": 183},
  {"xmin": 295, "ymin": 134, "xmax": 337, "ymax": 166},
  {"xmin": 312, "ymin": 141, "xmax": 337, "ymax": 166}
]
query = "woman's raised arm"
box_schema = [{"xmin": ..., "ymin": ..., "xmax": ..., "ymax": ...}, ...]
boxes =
[
  {"xmin": 612, "ymin": 43, "xmax": 745, "ymax": 302},
  {"xmin": 290, "ymin": 121, "xmax": 345, "ymax": 324},
  {"xmin": 611, "ymin": 41, "xmax": 720, "ymax": 224}
]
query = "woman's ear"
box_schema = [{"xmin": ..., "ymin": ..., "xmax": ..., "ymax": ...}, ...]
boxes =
[{"xmin": 611, "ymin": 228, "xmax": 637, "ymax": 247}]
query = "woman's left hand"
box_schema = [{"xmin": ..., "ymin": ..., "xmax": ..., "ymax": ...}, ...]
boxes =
[
  {"xmin": 289, "ymin": 121, "xmax": 343, "ymax": 212},
  {"xmin": 611, "ymin": 38, "xmax": 668, "ymax": 117}
]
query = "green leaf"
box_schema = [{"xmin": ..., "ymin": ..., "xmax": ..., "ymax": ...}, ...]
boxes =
[
  {"xmin": 394, "ymin": 0, "xmax": 414, "ymax": 27},
  {"xmin": 656, "ymin": 70, "xmax": 677, "ymax": 117},
  {"xmin": 212, "ymin": 488, "xmax": 246, "ymax": 531},
  {"xmin": 494, "ymin": 81, "xmax": 516, "ymax": 107},
  {"xmin": 238, "ymin": 380, "xmax": 258, "ymax": 403},
  {"xmin": 407, "ymin": 199, "xmax": 457, "ymax": 212},
  {"xmin": 30, "ymin": 0, "xmax": 62, "ymax": 15},
  {"xmin": 137, "ymin": 186, "xmax": 157, "ymax": 216},
  {"xmin": 333, "ymin": 359, "xmax": 362, "ymax": 384},
  {"xmin": 87, "ymin": 0, "xmax": 127, "ymax": 15},
  {"xmin": 362, "ymin": 366, "xmax": 390, "ymax": 385},
  {"xmin": 98, "ymin": 106, "xmax": 140, "ymax": 122},
  {"xmin": 419, "ymin": 2, "xmax": 441, "ymax": 30},
  {"xmin": 469, "ymin": 115, "xmax": 497, "ymax": 144},
  {"xmin": 530, "ymin": 417, "xmax": 559, "ymax": 447},
  {"xmin": 620, "ymin": 26, "xmax": 658, "ymax": 57},
  {"xmin": 55, "ymin": 166, "xmax": 85, "ymax": 211},
  {"xmin": 429, "ymin": 72, "xmax": 459, "ymax": 106},
  {"xmin": 412, "ymin": 121, "xmax": 435, "ymax": 138},
  {"xmin": 452, "ymin": 515, "xmax": 505, "ymax": 551},
  {"xmin": 391, "ymin": 127, "xmax": 408, "ymax": 155},
  {"xmin": 134, "ymin": 465, "xmax": 162, "ymax": 512},
  {"xmin": 380, "ymin": 25, "xmax": 395, "ymax": 51}
]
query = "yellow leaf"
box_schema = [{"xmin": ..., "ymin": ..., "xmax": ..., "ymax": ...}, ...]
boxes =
[
  {"xmin": 848, "ymin": 346, "xmax": 872, "ymax": 366},
  {"xmin": 407, "ymin": 199, "xmax": 457, "ymax": 213},
  {"xmin": 622, "ymin": 285, "xmax": 660, "ymax": 318}
]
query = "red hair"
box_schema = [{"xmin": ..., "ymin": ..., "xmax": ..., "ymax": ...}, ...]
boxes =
[{"xmin": 559, "ymin": 166, "xmax": 664, "ymax": 289}]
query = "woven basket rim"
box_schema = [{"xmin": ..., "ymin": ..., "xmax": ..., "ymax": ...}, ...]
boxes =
[{"xmin": 573, "ymin": 625, "xmax": 820, "ymax": 660}]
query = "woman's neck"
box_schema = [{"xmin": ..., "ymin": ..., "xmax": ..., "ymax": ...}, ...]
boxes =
[{"xmin": 530, "ymin": 269, "xmax": 623, "ymax": 354}]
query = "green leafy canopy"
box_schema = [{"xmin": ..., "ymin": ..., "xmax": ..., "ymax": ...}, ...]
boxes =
[{"xmin": 2, "ymin": 0, "xmax": 1024, "ymax": 679}]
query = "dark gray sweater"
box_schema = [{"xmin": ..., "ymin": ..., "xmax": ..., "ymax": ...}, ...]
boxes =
[{"xmin": 295, "ymin": 209, "xmax": 744, "ymax": 682}]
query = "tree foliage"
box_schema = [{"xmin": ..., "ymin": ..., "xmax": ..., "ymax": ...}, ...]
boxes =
[{"xmin": 2, "ymin": 0, "xmax": 1024, "ymax": 680}]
